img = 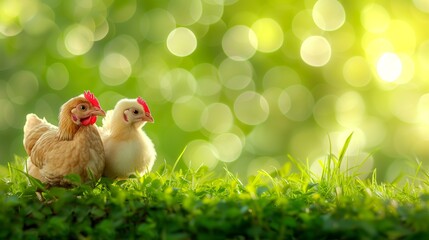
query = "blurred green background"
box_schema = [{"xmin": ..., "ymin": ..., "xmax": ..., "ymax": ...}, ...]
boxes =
[{"xmin": 1, "ymin": 0, "xmax": 429, "ymax": 181}]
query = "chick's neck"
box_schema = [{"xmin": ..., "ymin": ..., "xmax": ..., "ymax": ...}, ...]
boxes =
[
  {"xmin": 57, "ymin": 108, "xmax": 80, "ymax": 141},
  {"xmin": 109, "ymin": 114, "xmax": 142, "ymax": 139}
]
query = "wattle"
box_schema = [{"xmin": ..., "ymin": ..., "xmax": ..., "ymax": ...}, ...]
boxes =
[{"xmin": 82, "ymin": 116, "xmax": 97, "ymax": 126}]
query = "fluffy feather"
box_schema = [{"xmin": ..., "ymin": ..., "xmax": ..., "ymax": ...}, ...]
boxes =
[
  {"xmin": 23, "ymin": 91, "xmax": 106, "ymax": 187},
  {"xmin": 99, "ymin": 97, "xmax": 156, "ymax": 179}
]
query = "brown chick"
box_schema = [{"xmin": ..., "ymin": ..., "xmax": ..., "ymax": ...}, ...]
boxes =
[
  {"xmin": 99, "ymin": 97, "xmax": 156, "ymax": 179},
  {"xmin": 23, "ymin": 91, "xmax": 106, "ymax": 187}
]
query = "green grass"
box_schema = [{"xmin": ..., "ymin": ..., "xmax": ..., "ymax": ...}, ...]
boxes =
[{"xmin": 2, "ymin": 135, "xmax": 429, "ymax": 239}]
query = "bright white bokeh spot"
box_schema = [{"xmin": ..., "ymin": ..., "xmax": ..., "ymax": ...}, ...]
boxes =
[
  {"xmin": 168, "ymin": 0, "xmax": 202, "ymax": 26},
  {"xmin": 234, "ymin": 91, "xmax": 269, "ymax": 125},
  {"xmin": 279, "ymin": 85, "xmax": 314, "ymax": 121},
  {"xmin": 343, "ymin": 56, "xmax": 371, "ymax": 87},
  {"xmin": 64, "ymin": 24, "xmax": 94, "ymax": 55},
  {"xmin": 300, "ymin": 36, "xmax": 331, "ymax": 67},
  {"xmin": 46, "ymin": 63, "xmax": 69, "ymax": 90},
  {"xmin": 99, "ymin": 53, "xmax": 132, "ymax": 86},
  {"xmin": 172, "ymin": 96, "xmax": 206, "ymax": 132},
  {"xmin": 222, "ymin": 25, "xmax": 258, "ymax": 61},
  {"xmin": 183, "ymin": 140, "xmax": 219, "ymax": 170},
  {"xmin": 312, "ymin": 0, "xmax": 346, "ymax": 31},
  {"xmin": 212, "ymin": 133, "xmax": 243, "ymax": 162},
  {"xmin": 251, "ymin": 18, "xmax": 284, "ymax": 53},
  {"xmin": 376, "ymin": 52, "xmax": 402, "ymax": 82},
  {"xmin": 218, "ymin": 58, "xmax": 253, "ymax": 90},
  {"xmin": 201, "ymin": 103, "xmax": 234, "ymax": 133},
  {"xmin": 167, "ymin": 27, "xmax": 197, "ymax": 57},
  {"xmin": 6, "ymin": 71, "xmax": 39, "ymax": 105},
  {"xmin": 161, "ymin": 68, "xmax": 197, "ymax": 102},
  {"xmin": 395, "ymin": 54, "xmax": 414, "ymax": 84},
  {"xmin": 360, "ymin": 4, "xmax": 390, "ymax": 33}
]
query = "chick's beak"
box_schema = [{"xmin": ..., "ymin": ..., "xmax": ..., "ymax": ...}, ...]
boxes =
[
  {"xmin": 91, "ymin": 107, "xmax": 106, "ymax": 117},
  {"xmin": 142, "ymin": 112, "xmax": 154, "ymax": 123}
]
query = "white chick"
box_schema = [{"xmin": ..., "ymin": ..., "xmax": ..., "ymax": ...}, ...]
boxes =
[{"xmin": 99, "ymin": 97, "xmax": 156, "ymax": 179}]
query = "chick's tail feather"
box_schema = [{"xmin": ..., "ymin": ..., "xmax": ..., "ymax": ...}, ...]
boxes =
[{"xmin": 23, "ymin": 114, "xmax": 55, "ymax": 155}]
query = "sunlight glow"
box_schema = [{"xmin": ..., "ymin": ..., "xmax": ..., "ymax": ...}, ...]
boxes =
[
  {"xmin": 251, "ymin": 18, "xmax": 284, "ymax": 53},
  {"xmin": 376, "ymin": 52, "xmax": 402, "ymax": 82},
  {"xmin": 183, "ymin": 140, "xmax": 219, "ymax": 170},
  {"xmin": 360, "ymin": 4, "xmax": 390, "ymax": 33}
]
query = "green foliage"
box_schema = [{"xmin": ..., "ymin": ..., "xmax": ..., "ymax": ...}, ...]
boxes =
[{"xmin": 3, "ymin": 146, "xmax": 429, "ymax": 239}]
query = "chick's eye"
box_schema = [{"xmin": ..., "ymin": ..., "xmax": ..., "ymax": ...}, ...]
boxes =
[
  {"xmin": 133, "ymin": 109, "xmax": 139, "ymax": 115},
  {"xmin": 79, "ymin": 104, "xmax": 87, "ymax": 111}
]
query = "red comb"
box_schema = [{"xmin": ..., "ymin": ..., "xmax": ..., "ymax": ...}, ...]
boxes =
[
  {"xmin": 137, "ymin": 97, "xmax": 150, "ymax": 114},
  {"xmin": 83, "ymin": 90, "xmax": 101, "ymax": 108}
]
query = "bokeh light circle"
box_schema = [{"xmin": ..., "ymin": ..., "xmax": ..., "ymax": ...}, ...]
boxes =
[
  {"xmin": 172, "ymin": 96, "xmax": 205, "ymax": 132},
  {"xmin": 6, "ymin": 71, "xmax": 39, "ymax": 105},
  {"xmin": 168, "ymin": 0, "xmax": 202, "ymax": 26},
  {"xmin": 414, "ymin": 0, "xmax": 429, "ymax": 13},
  {"xmin": 360, "ymin": 4, "xmax": 390, "ymax": 33},
  {"xmin": 140, "ymin": 8, "xmax": 176, "ymax": 43},
  {"xmin": 192, "ymin": 63, "xmax": 222, "ymax": 97},
  {"xmin": 64, "ymin": 24, "xmax": 94, "ymax": 55},
  {"xmin": 167, "ymin": 27, "xmax": 197, "ymax": 57},
  {"xmin": 222, "ymin": 25, "xmax": 258, "ymax": 61},
  {"xmin": 335, "ymin": 91, "xmax": 366, "ymax": 127},
  {"xmin": 279, "ymin": 85, "xmax": 314, "ymax": 121},
  {"xmin": 251, "ymin": 18, "xmax": 284, "ymax": 53},
  {"xmin": 343, "ymin": 56, "xmax": 371, "ymax": 87},
  {"xmin": 161, "ymin": 68, "xmax": 197, "ymax": 102},
  {"xmin": 199, "ymin": 0, "xmax": 224, "ymax": 25},
  {"xmin": 99, "ymin": 53, "xmax": 132, "ymax": 86},
  {"xmin": 218, "ymin": 58, "xmax": 253, "ymax": 90},
  {"xmin": 376, "ymin": 52, "xmax": 402, "ymax": 82},
  {"xmin": 300, "ymin": 36, "xmax": 331, "ymax": 67},
  {"xmin": 263, "ymin": 66, "xmax": 300, "ymax": 89},
  {"xmin": 234, "ymin": 91, "xmax": 269, "ymax": 125},
  {"xmin": 211, "ymin": 133, "xmax": 243, "ymax": 162},
  {"xmin": 201, "ymin": 103, "xmax": 234, "ymax": 133},
  {"xmin": 183, "ymin": 140, "xmax": 219, "ymax": 170},
  {"xmin": 312, "ymin": 0, "xmax": 346, "ymax": 31},
  {"xmin": 46, "ymin": 63, "xmax": 69, "ymax": 90},
  {"xmin": 105, "ymin": 35, "xmax": 140, "ymax": 64}
]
